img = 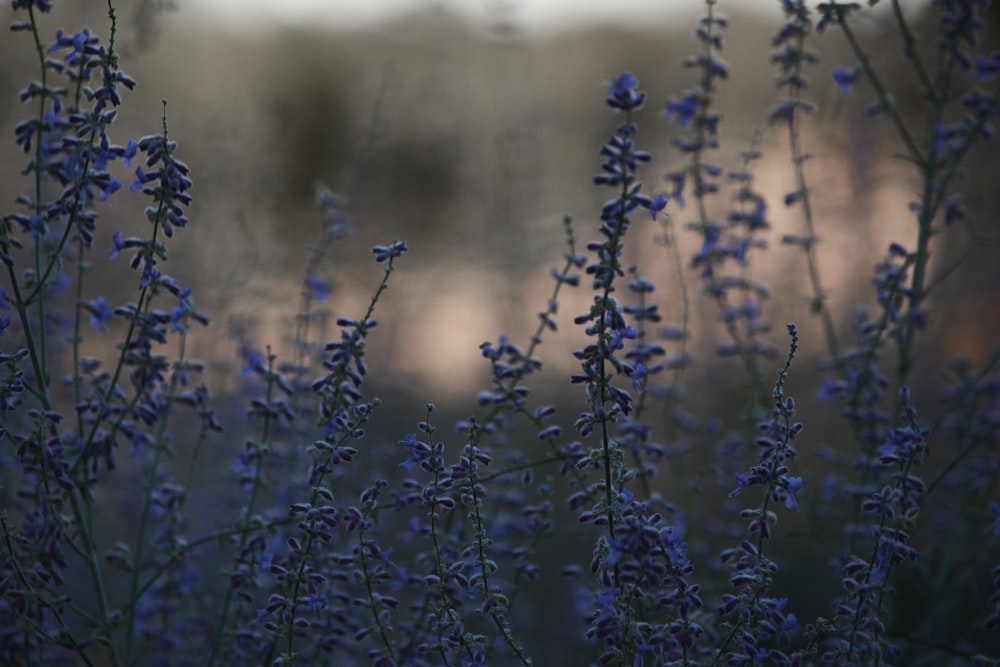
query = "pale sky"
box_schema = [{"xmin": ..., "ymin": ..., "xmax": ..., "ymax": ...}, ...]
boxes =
[{"xmin": 192, "ymin": 0, "xmax": 792, "ymax": 34}]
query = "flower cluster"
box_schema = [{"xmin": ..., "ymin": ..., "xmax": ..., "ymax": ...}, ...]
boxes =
[
  {"xmin": 2, "ymin": 1, "xmax": 1000, "ymax": 666},
  {"xmin": 716, "ymin": 325, "xmax": 802, "ymax": 664}
]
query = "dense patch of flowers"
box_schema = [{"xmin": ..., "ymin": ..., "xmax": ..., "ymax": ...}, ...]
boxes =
[{"xmin": 1, "ymin": 0, "xmax": 999, "ymax": 665}]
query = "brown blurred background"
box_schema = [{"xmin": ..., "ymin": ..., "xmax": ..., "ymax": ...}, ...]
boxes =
[
  {"xmin": 119, "ymin": 0, "xmax": 780, "ymax": 400},
  {"xmin": 3, "ymin": 1, "xmax": 1000, "ymax": 658},
  {"xmin": 1, "ymin": 0, "xmax": 998, "ymax": 447}
]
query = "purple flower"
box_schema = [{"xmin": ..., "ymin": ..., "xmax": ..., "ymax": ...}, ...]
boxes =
[
  {"xmin": 0, "ymin": 288, "xmax": 10, "ymax": 336},
  {"xmin": 665, "ymin": 91, "xmax": 699, "ymax": 128},
  {"xmin": 85, "ymin": 297, "xmax": 114, "ymax": 333},
  {"xmin": 606, "ymin": 72, "xmax": 646, "ymax": 111},
  {"xmin": 304, "ymin": 271, "xmax": 330, "ymax": 302},
  {"xmin": 400, "ymin": 433, "xmax": 429, "ymax": 470},
  {"xmin": 976, "ymin": 52, "xmax": 1000, "ymax": 81},
  {"xmin": 372, "ymin": 240, "xmax": 407, "ymax": 262},
  {"xmin": 944, "ymin": 195, "xmax": 966, "ymax": 226},
  {"xmin": 647, "ymin": 193, "xmax": 667, "ymax": 220},
  {"xmin": 11, "ymin": 0, "xmax": 54, "ymax": 10},
  {"xmin": 131, "ymin": 132, "xmax": 193, "ymax": 237},
  {"xmin": 783, "ymin": 475, "xmax": 803, "ymax": 509},
  {"xmin": 833, "ymin": 65, "xmax": 859, "ymax": 94},
  {"xmin": 305, "ymin": 594, "xmax": 327, "ymax": 613},
  {"xmin": 729, "ymin": 473, "xmax": 751, "ymax": 498}
]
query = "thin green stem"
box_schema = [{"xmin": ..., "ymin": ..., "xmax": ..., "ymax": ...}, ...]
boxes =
[
  {"xmin": 206, "ymin": 349, "xmax": 279, "ymax": 667},
  {"xmin": 782, "ymin": 23, "xmax": 840, "ymax": 363},
  {"xmin": 124, "ymin": 331, "xmax": 187, "ymax": 661}
]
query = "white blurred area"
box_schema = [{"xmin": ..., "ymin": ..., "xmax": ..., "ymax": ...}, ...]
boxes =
[{"xmin": 193, "ymin": 0, "xmax": 789, "ymax": 33}]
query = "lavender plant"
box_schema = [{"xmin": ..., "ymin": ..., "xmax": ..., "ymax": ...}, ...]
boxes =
[{"xmin": 1, "ymin": 0, "xmax": 999, "ymax": 666}]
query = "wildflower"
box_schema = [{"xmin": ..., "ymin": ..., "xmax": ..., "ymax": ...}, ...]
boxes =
[
  {"xmin": 665, "ymin": 91, "xmax": 700, "ymax": 128},
  {"xmin": 304, "ymin": 271, "xmax": 330, "ymax": 302},
  {"xmin": 85, "ymin": 297, "xmax": 114, "ymax": 333},
  {"xmin": 832, "ymin": 65, "xmax": 860, "ymax": 94},
  {"xmin": 606, "ymin": 72, "xmax": 646, "ymax": 111},
  {"xmin": 372, "ymin": 240, "xmax": 407, "ymax": 262}
]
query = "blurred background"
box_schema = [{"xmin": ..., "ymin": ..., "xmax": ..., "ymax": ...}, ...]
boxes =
[
  {"xmin": 3, "ymin": 0, "xmax": 1000, "ymax": 496},
  {"xmin": 2, "ymin": 0, "xmax": 1000, "ymax": 659},
  {"xmin": 2, "ymin": 0, "xmax": 998, "ymax": 470},
  {"xmin": 4, "ymin": 0, "xmax": 997, "ymax": 398}
]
